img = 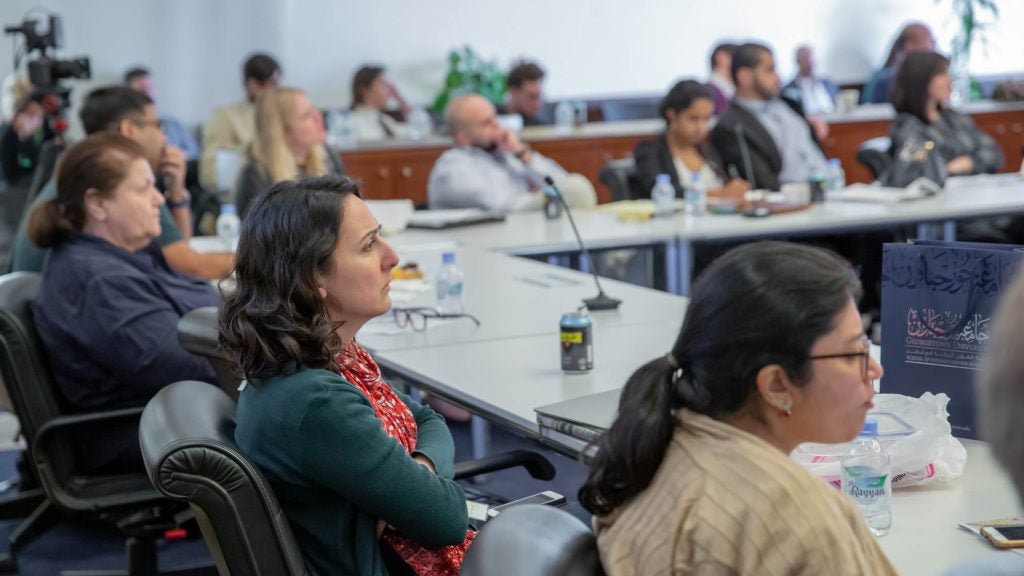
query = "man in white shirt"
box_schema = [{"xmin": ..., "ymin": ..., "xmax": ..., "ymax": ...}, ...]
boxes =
[
  {"xmin": 782, "ymin": 45, "xmax": 839, "ymax": 118},
  {"xmin": 428, "ymin": 93, "xmax": 566, "ymax": 212}
]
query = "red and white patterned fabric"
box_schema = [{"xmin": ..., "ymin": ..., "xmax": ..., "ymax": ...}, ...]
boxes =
[{"xmin": 336, "ymin": 341, "xmax": 475, "ymax": 576}]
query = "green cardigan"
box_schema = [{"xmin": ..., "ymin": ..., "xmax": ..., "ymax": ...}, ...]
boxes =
[{"xmin": 234, "ymin": 366, "xmax": 469, "ymax": 576}]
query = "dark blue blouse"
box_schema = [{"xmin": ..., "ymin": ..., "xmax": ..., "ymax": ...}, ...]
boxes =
[{"xmin": 33, "ymin": 234, "xmax": 219, "ymax": 411}]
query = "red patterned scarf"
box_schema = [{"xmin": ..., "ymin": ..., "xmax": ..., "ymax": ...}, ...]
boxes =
[{"xmin": 336, "ymin": 341, "xmax": 475, "ymax": 576}]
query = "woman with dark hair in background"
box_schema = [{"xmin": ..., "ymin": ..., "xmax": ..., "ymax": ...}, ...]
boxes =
[
  {"xmin": 633, "ymin": 79, "xmax": 748, "ymax": 201},
  {"xmin": 890, "ymin": 51, "xmax": 1003, "ymax": 177},
  {"xmin": 28, "ymin": 132, "xmax": 218, "ymax": 473},
  {"xmin": 221, "ymin": 175, "xmax": 472, "ymax": 576},
  {"xmin": 580, "ymin": 241, "xmax": 896, "ymax": 575},
  {"xmin": 350, "ymin": 65, "xmax": 411, "ymax": 141}
]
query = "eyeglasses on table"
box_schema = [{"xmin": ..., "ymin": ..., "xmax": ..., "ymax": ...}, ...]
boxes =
[{"xmin": 391, "ymin": 307, "xmax": 481, "ymax": 332}]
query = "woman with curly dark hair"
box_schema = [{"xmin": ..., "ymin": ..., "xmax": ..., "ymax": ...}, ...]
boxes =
[{"xmin": 220, "ymin": 175, "xmax": 471, "ymax": 576}]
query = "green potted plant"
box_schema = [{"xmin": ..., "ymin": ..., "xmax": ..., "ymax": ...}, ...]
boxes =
[
  {"xmin": 943, "ymin": 0, "xmax": 999, "ymax": 101},
  {"xmin": 431, "ymin": 46, "xmax": 507, "ymax": 116}
]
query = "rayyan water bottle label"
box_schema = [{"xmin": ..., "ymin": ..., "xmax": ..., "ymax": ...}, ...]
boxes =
[{"xmin": 843, "ymin": 465, "xmax": 888, "ymax": 504}]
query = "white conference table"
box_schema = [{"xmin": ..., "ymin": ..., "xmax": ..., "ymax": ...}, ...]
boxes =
[
  {"xmin": 359, "ymin": 242, "xmax": 686, "ymax": 354},
  {"xmin": 374, "ymin": 320, "xmax": 684, "ymax": 445},
  {"xmin": 878, "ymin": 441, "xmax": 1024, "ymax": 576},
  {"xmin": 393, "ymin": 174, "xmax": 1024, "ymax": 295}
]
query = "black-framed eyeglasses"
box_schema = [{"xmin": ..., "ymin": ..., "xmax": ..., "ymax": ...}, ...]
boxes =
[
  {"xmin": 392, "ymin": 307, "xmax": 481, "ymax": 332},
  {"xmin": 807, "ymin": 336, "xmax": 872, "ymax": 381}
]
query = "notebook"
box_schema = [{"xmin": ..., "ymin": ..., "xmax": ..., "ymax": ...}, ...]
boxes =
[{"xmin": 407, "ymin": 209, "xmax": 506, "ymax": 230}]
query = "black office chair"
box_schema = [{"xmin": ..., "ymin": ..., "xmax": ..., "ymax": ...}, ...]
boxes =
[
  {"xmin": 0, "ymin": 272, "xmax": 198, "ymax": 575},
  {"xmin": 856, "ymin": 136, "xmax": 893, "ymax": 180},
  {"xmin": 139, "ymin": 380, "xmax": 306, "ymax": 576},
  {"xmin": 598, "ymin": 157, "xmax": 639, "ymax": 202},
  {"xmin": 176, "ymin": 307, "xmax": 238, "ymax": 400},
  {"xmin": 140, "ymin": 380, "xmax": 558, "ymax": 576},
  {"xmin": 461, "ymin": 504, "xmax": 605, "ymax": 576}
]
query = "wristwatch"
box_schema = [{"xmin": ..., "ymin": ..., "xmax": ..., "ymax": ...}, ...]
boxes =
[
  {"xmin": 167, "ymin": 191, "xmax": 191, "ymax": 210},
  {"xmin": 514, "ymin": 146, "xmax": 531, "ymax": 159}
]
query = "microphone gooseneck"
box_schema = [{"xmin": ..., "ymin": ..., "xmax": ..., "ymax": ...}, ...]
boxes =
[
  {"xmin": 735, "ymin": 123, "xmax": 758, "ymax": 190},
  {"xmin": 543, "ymin": 176, "xmax": 621, "ymax": 311}
]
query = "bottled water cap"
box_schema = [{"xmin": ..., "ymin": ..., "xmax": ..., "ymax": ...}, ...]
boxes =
[
  {"xmin": 859, "ymin": 418, "xmax": 879, "ymax": 437},
  {"xmin": 655, "ymin": 173, "xmax": 671, "ymax": 184},
  {"xmin": 829, "ymin": 158, "xmax": 842, "ymax": 167},
  {"xmin": 221, "ymin": 204, "xmax": 237, "ymax": 215},
  {"xmin": 442, "ymin": 251, "xmax": 456, "ymax": 264}
]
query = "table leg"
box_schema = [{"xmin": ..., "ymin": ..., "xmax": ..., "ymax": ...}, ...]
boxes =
[
  {"xmin": 665, "ymin": 240, "xmax": 679, "ymax": 295},
  {"xmin": 915, "ymin": 222, "xmax": 935, "ymax": 240},
  {"xmin": 942, "ymin": 220, "xmax": 957, "ymax": 241},
  {"xmin": 471, "ymin": 416, "xmax": 491, "ymax": 460},
  {"xmin": 678, "ymin": 239, "xmax": 693, "ymax": 297}
]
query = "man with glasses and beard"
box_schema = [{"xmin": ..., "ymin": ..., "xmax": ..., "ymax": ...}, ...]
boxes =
[
  {"xmin": 711, "ymin": 42, "xmax": 828, "ymax": 192},
  {"xmin": 10, "ymin": 86, "xmax": 233, "ymax": 279},
  {"xmin": 428, "ymin": 93, "xmax": 566, "ymax": 212}
]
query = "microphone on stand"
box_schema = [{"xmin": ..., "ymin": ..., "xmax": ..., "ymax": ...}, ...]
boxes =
[
  {"xmin": 735, "ymin": 123, "xmax": 758, "ymax": 190},
  {"xmin": 543, "ymin": 175, "xmax": 621, "ymax": 311}
]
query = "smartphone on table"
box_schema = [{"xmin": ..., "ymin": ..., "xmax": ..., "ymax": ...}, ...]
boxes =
[
  {"xmin": 981, "ymin": 524, "xmax": 1024, "ymax": 548},
  {"xmin": 486, "ymin": 490, "xmax": 567, "ymax": 519}
]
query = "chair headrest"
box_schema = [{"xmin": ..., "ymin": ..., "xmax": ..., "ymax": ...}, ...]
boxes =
[
  {"xmin": 139, "ymin": 380, "xmax": 308, "ymax": 576},
  {"xmin": 462, "ymin": 504, "xmax": 604, "ymax": 576},
  {"xmin": 0, "ymin": 272, "xmax": 65, "ymax": 436}
]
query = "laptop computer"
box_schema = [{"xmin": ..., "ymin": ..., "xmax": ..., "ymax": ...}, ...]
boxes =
[
  {"xmin": 534, "ymin": 388, "xmax": 620, "ymax": 439},
  {"xmin": 407, "ymin": 209, "xmax": 506, "ymax": 230}
]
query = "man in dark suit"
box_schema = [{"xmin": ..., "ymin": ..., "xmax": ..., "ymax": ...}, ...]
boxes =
[{"xmin": 710, "ymin": 43, "xmax": 828, "ymax": 191}]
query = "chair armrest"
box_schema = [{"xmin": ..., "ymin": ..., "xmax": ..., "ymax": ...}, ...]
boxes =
[
  {"xmin": 177, "ymin": 306, "xmax": 224, "ymax": 360},
  {"xmin": 32, "ymin": 406, "xmax": 145, "ymax": 453},
  {"xmin": 454, "ymin": 449, "xmax": 555, "ymax": 481}
]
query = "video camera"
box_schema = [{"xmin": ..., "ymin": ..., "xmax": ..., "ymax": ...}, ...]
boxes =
[{"xmin": 4, "ymin": 14, "xmax": 91, "ymax": 112}]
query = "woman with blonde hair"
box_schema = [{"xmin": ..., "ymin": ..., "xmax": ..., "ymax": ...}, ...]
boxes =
[{"xmin": 235, "ymin": 87, "xmax": 345, "ymax": 215}]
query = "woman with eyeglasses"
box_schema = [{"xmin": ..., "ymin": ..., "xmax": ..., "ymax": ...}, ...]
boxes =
[
  {"xmin": 221, "ymin": 174, "xmax": 472, "ymax": 576},
  {"xmin": 234, "ymin": 87, "xmax": 346, "ymax": 217},
  {"xmin": 580, "ymin": 241, "xmax": 895, "ymax": 576}
]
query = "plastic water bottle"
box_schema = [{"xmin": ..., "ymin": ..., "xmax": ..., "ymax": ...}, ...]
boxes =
[
  {"xmin": 326, "ymin": 109, "xmax": 355, "ymax": 147},
  {"xmin": 215, "ymin": 204, "xmax": 241, "ymax": 251},
  {"xmin": 408, "ymin": 106, "xmax": 432, "ymax": 140},
  {"xmin": 827, "ymin": 158, "xmax": 846, "ymax": 192},
  {"xmin": 841, "ymin": 419, "xmax": 892, "ymax": 536},
  {"xmin": 685, "ymin": 172, "xmax": 707, "ymax": 217},
  {"xmin": 554, "ymin": 100, "xmax": 575, "ymax": 134},
  {"xmin": 651, "ymin": 173, "xmax": 675, "ymax": 217},
  {"xmin": 436, "ymin": 252, "xmax": 464, "ymax": 315}
]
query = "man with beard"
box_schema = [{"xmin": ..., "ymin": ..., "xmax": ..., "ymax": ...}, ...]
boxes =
[
  {"xmin": 711, "ymin": 43, "xmax": 828, "ymax": 192},
  {"xmin": 428, "ymin": 93, "xmax": 566, "ymax": 212}
]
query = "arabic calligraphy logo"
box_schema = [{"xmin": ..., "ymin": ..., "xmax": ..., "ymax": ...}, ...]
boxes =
[{"xmin": 906, "ymin": 308, "xmax": 990, "ymax": 343}]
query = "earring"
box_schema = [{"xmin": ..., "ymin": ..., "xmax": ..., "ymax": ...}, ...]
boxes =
[{"xmin": 778, "ymin": 402, "xmax": 792, "ymax": 418}]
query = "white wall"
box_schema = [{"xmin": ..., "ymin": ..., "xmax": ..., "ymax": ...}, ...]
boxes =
[{"xmin": 0, "ymin": 0, "xmax": 1021, "ymax": 131}]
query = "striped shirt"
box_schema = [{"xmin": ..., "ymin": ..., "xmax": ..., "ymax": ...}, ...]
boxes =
[{"xmin": 595, "ymin": 409, "xmax": 898, "ymax": 576}]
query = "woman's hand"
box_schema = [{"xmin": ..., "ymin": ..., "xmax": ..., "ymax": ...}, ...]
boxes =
[
  {"xmin": 710, "ymin": 178, "xmax": 750, "ymax": 199},
  {"xmin": 946, "ymin": 155, "xmax": 974, "ymax": 175}
]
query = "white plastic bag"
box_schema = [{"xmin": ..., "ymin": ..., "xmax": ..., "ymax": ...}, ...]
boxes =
[{"xmin": 792, "ymin": 392, "xmax": 967, "ymax": 489}]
